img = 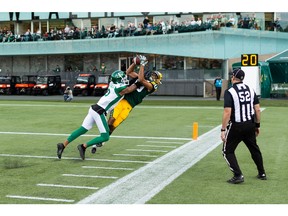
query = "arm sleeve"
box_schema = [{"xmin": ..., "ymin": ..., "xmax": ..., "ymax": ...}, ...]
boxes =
[
  {"xmin": 253, "ymin": 92, "xmax": 259, "ymax": 105},
  {"xmin": 223, "ymin": 90, "xmax": 233, "ymax": 108}
]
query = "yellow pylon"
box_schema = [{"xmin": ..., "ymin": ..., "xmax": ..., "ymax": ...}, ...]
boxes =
[{"xmin": 192, "ymin": 122, "xmax": 198, "ymax": 140}]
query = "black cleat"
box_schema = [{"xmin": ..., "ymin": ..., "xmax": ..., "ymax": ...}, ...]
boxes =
[
  {"xmin": 96, "ymin": 142, "xmax": 103, "ymax": 147},
  {"xmin": 91, "ymin": 142, "xmax": 103, "ymax": 154},
  {"xmin": 57, "ymin": 143, "xmax": 65, "ymax": 159},
  {"xmin": 257, "ymin": 173, "xmax": 267, "ymax": 180},
  {"xmin": 77, "ymin": 144, "xmax": 86, "ymax": 160},
  {"xmin": 91, "ymin": 147, "xmax": 97, "ymax": 154},
  {"xmin": 227, "ymin": 175, "xmax": 244, "ymax": 184}
]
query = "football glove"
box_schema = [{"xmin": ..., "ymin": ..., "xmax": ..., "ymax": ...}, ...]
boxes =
[{"xmin": 139, "ymin": 55, "xmax": 148, "ymax": 66}]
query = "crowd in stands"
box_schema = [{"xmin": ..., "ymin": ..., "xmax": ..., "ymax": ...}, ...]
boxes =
[{"xmin": 0, "ymin": 14, "xmax": 284, "ymax": 43}]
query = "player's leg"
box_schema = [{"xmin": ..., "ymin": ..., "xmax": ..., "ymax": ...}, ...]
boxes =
[
  {"xmin": 110, "ymin": 99, "xmax": 132, "ymax": 133},
  {"xmin": 91, "ymin": 100, "xmax": 126, "ymax": 153},
  {"xmin": 79, "ymin": 108, "xmax": 110, "ymax": 159},
  {"xmin": 57, "ymin": 109, "xmax": 93, "ymax": 159}
]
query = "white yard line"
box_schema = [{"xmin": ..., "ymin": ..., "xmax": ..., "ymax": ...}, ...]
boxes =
[
  {"xmin": 62, "ymin": 174, "xmax": 118, "ymax": 179},
  {"xmin": 78, "ymin": 125, "xmax": 223, "ymax": 204},
  {"xmin": 0, "ymin": 103, "xmax": 222, "ymax": 110},
  {"xmin": 6, "ymin": 195, "xmax": 74, "ymax": 203},
  {"xmin": 0, "ymin": 131, "xmax": 191, "ymax": 141},
  {"xmin": 82, "ymin": 166, "xmax": 134, "ymax": 171},
  {"xmin": 113, "ymin": 154, "xmax": 158, "ymax": 158},
  {"xmin": 0, "ymin": 154, "xmax": 150, "ymax": 164},
  {"xmin": 146, "ymin": 141, "xmax": 184, "ymax": 144},
  {"xmin": 137, "ymin": 145, "xmax": 177, "ymax": 148},
  {"xmin": 37, "ymin": 183, "xmax": 99, "ymax": 190},
  {"xmin": 126, "ymin": 149, "xmax": 169, "ymax": 153}
]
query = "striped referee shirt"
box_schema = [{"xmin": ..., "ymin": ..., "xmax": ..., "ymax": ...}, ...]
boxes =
[{"xmin": 224, "ymin": 82, "xmax": 259, "ymax": 123}]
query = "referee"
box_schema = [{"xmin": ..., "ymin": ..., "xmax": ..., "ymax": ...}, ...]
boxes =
[{"xmin": 221, "ymin": 68, "xmax": 266, "ymax": 184}]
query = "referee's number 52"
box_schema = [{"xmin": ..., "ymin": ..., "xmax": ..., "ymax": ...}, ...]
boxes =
[{"xmin": 239, "ymin": 91, "xmax": 251, "ymax": 102}]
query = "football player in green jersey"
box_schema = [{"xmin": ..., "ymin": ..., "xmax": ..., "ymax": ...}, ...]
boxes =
[{"xmin": 56, "ymin": 70, "xmax": 141, "ymax": 160}]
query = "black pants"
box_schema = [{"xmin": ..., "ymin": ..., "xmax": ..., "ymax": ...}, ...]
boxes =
[
  {"xmin": 222, "ymin": 121, "xmax": 265, "ymax": 176},
  {"xmin": 216, "ymin": 87, "xmax": 221, "ymax": 100}
]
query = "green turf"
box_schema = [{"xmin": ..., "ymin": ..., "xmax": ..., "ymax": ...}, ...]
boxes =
[
  {"xmin": 0, "ymin": 98, "xmax": 287, "ymax": 204},
  {"xmin": 147, "ymin": 106, "xmax": 288, "ymax": 204}
]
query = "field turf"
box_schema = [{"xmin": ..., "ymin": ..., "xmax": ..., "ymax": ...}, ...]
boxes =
[{"xmin": 0, "ymin": 98, "xmax": 287, "ymax": 206}]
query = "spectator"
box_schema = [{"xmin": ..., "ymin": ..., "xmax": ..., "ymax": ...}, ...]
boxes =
[
  {"xmin": 226, "ymin": 16, "xmax": 235, "ymax": 27},
  {"xmin": 100, "ymin": 62, "xmax": 106, "ymax": 74},
  {"xmin": 64, "ymin": 25, "xmax": 70, "ymax": 34},
  {"xmin": 133, "ymin": 23, "xmax": 144, "ymax": 36},
  {"xmin": 92, "ymin": 65, "xmax": 98, "ymax": 72},
  {"xmin": 190, "ymin": 17, "xmax": 197, "ymax": 26},
  {"xmin": 143, "ymin": 16, "xmax": 149, "ymax": 29},
  {"xmin": 35, "ymin": 28, "xmax": 42, "ymax": 41},
  {"xmin": 107, "ymin": 24, "xmax": 117, "ymax": 38},
  {"xmin": 91, "ymin": 26, "xmax": 101, "ymax": 38},
  {"xmin": 273, "ymin": 18, "xmax": 283, "ymax": 32},
  {"xmin": 43, "ymin": 32, "xmax": 49, "ymax": 41},
  {"xmin": 146, "ymin": 23, "xmax": 155, "ymax": 35},
  {"xmin": 100, "ymin": 25, "xmax": 107, "ymax": 38},
  {"xmin": 73, "ymin": 27, "xmax": 80, "ymax": 39},
  {"xmin": 214, "ymin": 76, "xmax": 222, "ymax": 101},
  {"xmin": 53, "ymin": 65, "xmax": 61, "ymax": 73},
  {"xmin": 125, "ymin": 22, "xmax": 136, "ymax": 36},
  {"xmin": 161, "ymin": 21, "xmax": 167, "ymax": 34},
  {"xmin": 196, "ymin": 17, "xmax": 202, "ymax": 26},
  {"xmin": 64, "ymin": 86, "xmax": 73, "ymax": 102},
  {"xmin": 118, "ymin": 24, "xmax": 125, "ymax": 37},
  {"xmin": 24, "ymin": 28, "xmax": 32, "ymax": 41}
]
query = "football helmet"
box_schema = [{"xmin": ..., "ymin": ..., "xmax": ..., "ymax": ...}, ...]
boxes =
[
  {"xmin": 144, "ymin": 70, "xmax": 162, "ymax": 85},
  {"xmin": 110, "ymin": 70, "xmax": 129, "ymax": 85}
]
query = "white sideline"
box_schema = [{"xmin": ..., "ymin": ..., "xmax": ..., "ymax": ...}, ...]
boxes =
[{"xmin": 77, "ymin": 125, "xmax": 223, "ymax": 204}]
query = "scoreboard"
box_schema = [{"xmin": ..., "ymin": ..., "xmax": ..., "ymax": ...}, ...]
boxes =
[{"xmin": 240, "ymin": 54, "xmax": 261, "ymax": 96}]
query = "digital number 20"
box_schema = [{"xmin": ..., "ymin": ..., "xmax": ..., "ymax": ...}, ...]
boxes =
[{"xmin": 241, "ymin": 54, "xmax": 258, "ymax": 66}]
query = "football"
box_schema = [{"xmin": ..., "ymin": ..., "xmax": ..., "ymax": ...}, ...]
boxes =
[{"xmin": 133, "ymin": 56, "xmax": 141, "ymax": 65}]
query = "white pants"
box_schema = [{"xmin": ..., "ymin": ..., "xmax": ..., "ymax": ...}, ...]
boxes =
[{"xmin": 81, "ymin": 107, "xmax": 107, "ymax": 133}]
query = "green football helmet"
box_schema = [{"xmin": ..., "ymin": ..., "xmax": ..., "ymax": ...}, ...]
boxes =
[{"xmin": 110, "ymin": 70, "xmax": 129, "ymax": 85}]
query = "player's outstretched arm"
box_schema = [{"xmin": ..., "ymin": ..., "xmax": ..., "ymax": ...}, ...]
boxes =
[
  {"xmin": 126, "ymin": 62, "xmax": 138, "ymax": 78},
  {"xmin": 119, "ymin": 83, "xmax": 137, "ymax": 96},
  {"xmin": 138, "ymin": 64, "xmax": 153, "ymax": 91}
]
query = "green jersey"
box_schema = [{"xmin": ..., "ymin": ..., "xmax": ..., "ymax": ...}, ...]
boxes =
[{"xmin": 124, "ymin": 81, "xmax": 158, "ymax": 107}]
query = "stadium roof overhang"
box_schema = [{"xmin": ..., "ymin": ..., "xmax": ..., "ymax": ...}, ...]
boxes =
[{"xmin": 266, "ymin": 49, "xmax": 288, "ymax": 63}]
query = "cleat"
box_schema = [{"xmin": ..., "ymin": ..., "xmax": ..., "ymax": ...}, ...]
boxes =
[
  {"xmin": 91, "ymin": 147, "xmax": 97, "ymax": 154},
  {"xmin": 57, "ymin": 143, "xmax": 65, "ymax": 159},
  {"xmin": 77, "ymin": 144, "xmax": 86, "ymax": 160},
  {"xmin": 227, "ymin": 175, "xmax": 244, "ymax": 184},
  {"xmin": 257, "ymin": 173, "xmax": 267, "ymax": 180},
  {"xmin": 96, "ymin": 142, "xmax": 104, "ymax": 147},
  {"xmin": 91, "ymin": 142, "xmax": 104, "ymax": 154}
]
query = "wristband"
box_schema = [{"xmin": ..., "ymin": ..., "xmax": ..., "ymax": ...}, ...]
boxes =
[
  {"xmin": 255, "ymin": 123, "xmax": 260, "ymax": 128},
  {"xmin": 221, "ymin": 128, "xmax": 226, "ymax": 132}
]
